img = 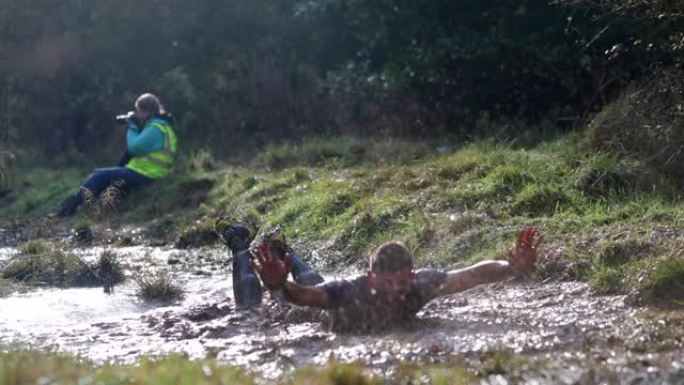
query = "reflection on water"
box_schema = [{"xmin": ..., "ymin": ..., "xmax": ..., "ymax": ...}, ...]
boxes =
[
  {"xmin": 0, "ymin": 285, "xmax": 146, "ymax": 333},
  {"xmin": 0, "ymin": 247, "xmax": 18, "ymax": 265}
]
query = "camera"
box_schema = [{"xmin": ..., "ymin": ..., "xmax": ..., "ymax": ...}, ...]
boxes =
[{"xmin": 115, "ymin": 111, "xmax": 135, "ymax": 125}]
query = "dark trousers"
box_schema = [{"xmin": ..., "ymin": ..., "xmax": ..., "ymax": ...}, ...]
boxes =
[
  {"xmin": 56, "ymin": 166, "xmax": 152, "ymax": 217},
  {"xmin": 75, "ymin": 167, "xmax": 152, "ymax": 206}
]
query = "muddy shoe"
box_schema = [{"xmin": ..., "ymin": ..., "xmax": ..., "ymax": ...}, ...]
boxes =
[
  {"xmin": 263, "ymin": 225, "xmax": 287, "ymax": 253},
  {"xmin": 264, "ymin": 225, "xmax": 324, "ymax": 286},
  {"xmin": 214, "ymin": 217, "xmax": 257, "ymax": 247}
]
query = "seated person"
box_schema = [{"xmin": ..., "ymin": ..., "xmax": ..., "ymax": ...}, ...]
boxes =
[
  {"xmin": 251, "ymin": 226, "xmax": 543, "ymax": 332},
  {"xmin": 51, "ymin": 93, "xmax": 177, "ymax": 217}
]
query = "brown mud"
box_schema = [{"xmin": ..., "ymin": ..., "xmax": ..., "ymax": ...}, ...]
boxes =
[{"xmin": 0, "ymin": 243, "xmax": 683, "ymax": 384}]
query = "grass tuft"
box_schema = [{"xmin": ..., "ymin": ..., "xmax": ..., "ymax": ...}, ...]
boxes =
[
  {"xmin": 641, "ymin": 255, "xmax": 684, "ymax": 303},
  {"xmin": 596, "ymin": 239, "xmax": 651, "ymax": 267},
  {"xmin": 0, "ymin": 240, "xmax": 124, "ymax": 289},
  {"xmin": 134, "ymin": 270, "xmax": 185, "ymax": 302},
  {"xmin": 175, "ymin": 217, "xmax": 219, "ymax": 248},
  {"xmin": 512, "ymin": 184, "xmax": 570, "ymax": 216},
  {"xmin": 96, "ymin": 250, "xmax": 126, "ymax": 293},
  {"xmin": 590, "ymin": 265, "xmax": 623, "ymax": 294}
]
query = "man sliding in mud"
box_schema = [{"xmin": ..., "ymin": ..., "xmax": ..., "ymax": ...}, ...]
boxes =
[{"xmin": 218, "ymin": 218, "xmax": 543, "ymax": 332}]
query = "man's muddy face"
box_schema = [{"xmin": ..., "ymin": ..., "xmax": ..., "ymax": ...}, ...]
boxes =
[{"xmin": 368, "ymin": 269, "xmax": 415, "ymax": 301}]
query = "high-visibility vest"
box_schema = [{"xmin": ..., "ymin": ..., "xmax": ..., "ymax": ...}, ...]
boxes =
[{"xmin": 125, "ymin": 119, "xmax": 178, "ymax": 180}]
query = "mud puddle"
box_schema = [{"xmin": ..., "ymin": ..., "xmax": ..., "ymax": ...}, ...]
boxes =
[{"xmin": 1, "ymin": 246, "xmax": 683, "ymax": 383}]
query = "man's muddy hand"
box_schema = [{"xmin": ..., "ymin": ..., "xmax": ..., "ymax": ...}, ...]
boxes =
[
  {"xmin": 251, "ymin": 241, "xmax": 293, "ymax": 290},
  {"xmin": 507, "ymin": 226, "xmax": 543, "ymax": 275}
]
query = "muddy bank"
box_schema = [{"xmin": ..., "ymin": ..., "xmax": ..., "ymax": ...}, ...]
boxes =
[{"xmin": 1, "ymin": 245, "xmax": 683, "ymax": 383}]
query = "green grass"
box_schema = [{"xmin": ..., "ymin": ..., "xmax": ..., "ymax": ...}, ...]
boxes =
[
  {"xmin": 0, "ymin": 350, "xmax": 473, "ymax": 385},
  {"xmin": 0, "ymin": 167, "xmax": 83, "ymax": 219},
  {"xmin": 3, "ymin": 134, "xmax": 684, "ymax": 304}
]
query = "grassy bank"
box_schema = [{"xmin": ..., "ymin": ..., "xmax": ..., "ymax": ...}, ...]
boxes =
[
  {"xmin": 1, "ymin": 135, "xmax": 684, "ymax": 303},
  {"xmin": 0, "ymin": 350, "xmax": 471, "ymax": 385}
]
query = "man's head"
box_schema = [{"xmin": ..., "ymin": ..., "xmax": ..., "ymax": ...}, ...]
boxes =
[
  {"xmin": 134, "ymin": 93, "xmax": 164, "ymax": 122},
  {"xmin": 370, "ymin": 241, "xmax": 414, "ymax": 273},
  {"xmin": 367, "ymin": 241, "xmax": 415, "ymax": 296}
]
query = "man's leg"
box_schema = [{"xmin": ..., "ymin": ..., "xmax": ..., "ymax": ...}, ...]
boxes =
[
  {"xmin": 287, "ymin": 248, "xmax": 324, "ymax": 286},
  {"xmin": 215, "ymin": 219, "xmax": 262, "ymax": 307}
]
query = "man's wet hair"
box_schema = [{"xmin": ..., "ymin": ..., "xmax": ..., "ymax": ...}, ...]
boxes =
[{"xmin": 369, "ymin": 241, "xmax": 414, "ymax": 273}]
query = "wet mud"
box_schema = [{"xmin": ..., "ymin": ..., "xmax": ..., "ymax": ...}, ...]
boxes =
[{"xmin": 1, "ymin": 245, "xmax": 683, "ymax": 384}]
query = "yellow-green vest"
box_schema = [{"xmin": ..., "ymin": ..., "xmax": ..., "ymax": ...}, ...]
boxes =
[{"xmin": 126, "ymin": 119, "xmax": 178, "ymax": 180}]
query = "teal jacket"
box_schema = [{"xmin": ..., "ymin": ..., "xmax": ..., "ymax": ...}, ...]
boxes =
[{"xmin": 126, "ymin": 118, "xmax": 169, "ymax": 156}]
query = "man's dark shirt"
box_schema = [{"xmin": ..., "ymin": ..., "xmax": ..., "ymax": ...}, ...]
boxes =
[{"xmin": 318, "ymin": 269, "xmax": 447, "ymax": 332}]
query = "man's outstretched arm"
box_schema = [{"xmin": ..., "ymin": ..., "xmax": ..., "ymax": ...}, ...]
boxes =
[
  {"xmin": 437, "ymin": 227, "xmax": 543, "ymax": 297},
  {"xmin": 277, "ymin": 281, "xmax": 330, "ymax": 308},
  {"xmin": 252, "ymin": 242, "xmax": 331, "ymax": 309},
  {"xmin": 437, "ymin": 260, "xmax": 518, "ymax": 296}
]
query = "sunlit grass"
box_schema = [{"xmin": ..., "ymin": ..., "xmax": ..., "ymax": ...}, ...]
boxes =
[
  {"xmin": 2, "ymin": 135, "xmax": 684, "ymax": 303},
  {"xmin": 0, "ymin": 167, "xmax": 83, "ymax": 219}
]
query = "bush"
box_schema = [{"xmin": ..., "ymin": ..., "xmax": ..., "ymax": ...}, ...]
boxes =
[
  {"xmin": 587, "ymin": 69, "xmax": 684, "ymax": 186},
  {"xmin": 572, "ymin": 154, "xmax": 658, "ymax": 198}
]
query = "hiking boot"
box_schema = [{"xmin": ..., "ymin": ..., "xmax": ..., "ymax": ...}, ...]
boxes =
[
  {"xmin": 215, "ymin": 217, "xmax": 257, "ymax": 247},
  {"xmin": 48, "ymin": 194, "xmax": 80, "ymax": 218},
  {"xmin": 263, "ymin": 225, "xmax": 287, "ymax": 253},
  {"xmin": 264, "ymin": 225, "xmax": 324, "ymax": 286}
]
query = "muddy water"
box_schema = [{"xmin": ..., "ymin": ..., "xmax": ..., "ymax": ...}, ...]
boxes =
[{"xmin": 1, "ymin": 246, "xmax": 683, "ymax": 383}]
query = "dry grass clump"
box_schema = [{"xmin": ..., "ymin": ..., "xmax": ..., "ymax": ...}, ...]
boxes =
[
  {"xmin": 134, "ymin": 270, "xmax": 185, "ymax": 302},
  {"xmin": 0, "ymin": 241, "xmax": 124, "ymax": 290},
  {"xmin": 174, "ymin": 217, "xmax": 219, "ymax": 248},
  {"xmin": 82, "ymin": 181, "xmax": 125, "ymax": 219}
]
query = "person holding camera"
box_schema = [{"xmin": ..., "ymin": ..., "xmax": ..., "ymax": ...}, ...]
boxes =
[{"xmin": 50, "ymin": 93, "xmax": 178, "ymax": 218}]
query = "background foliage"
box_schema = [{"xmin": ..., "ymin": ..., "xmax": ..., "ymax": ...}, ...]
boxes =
[{"xmin": 0, "ymin": 0, "xmax": 682, "ymax": 162}]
